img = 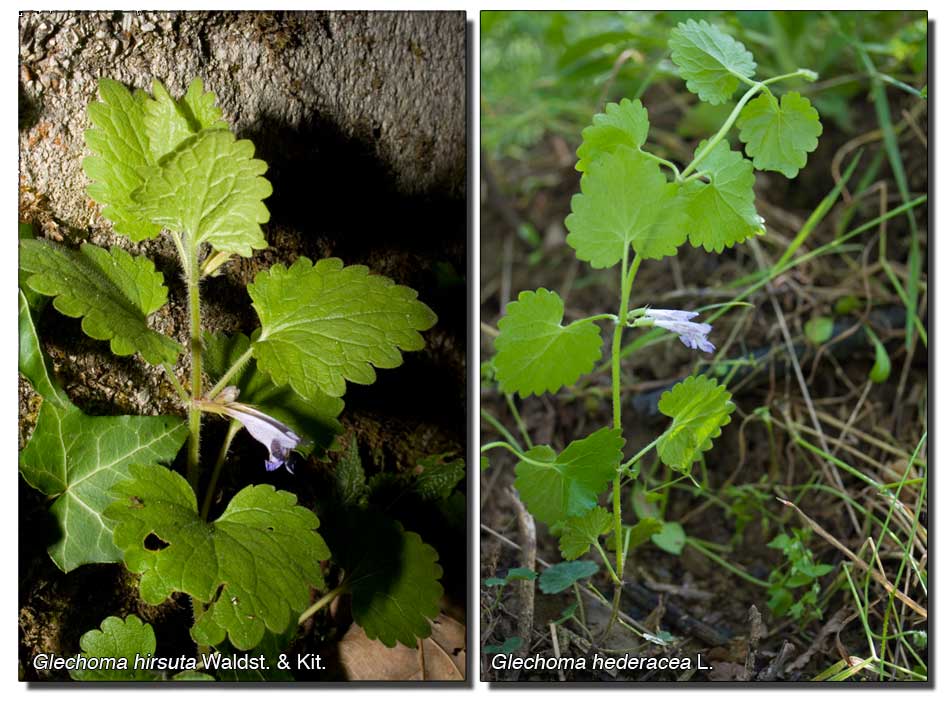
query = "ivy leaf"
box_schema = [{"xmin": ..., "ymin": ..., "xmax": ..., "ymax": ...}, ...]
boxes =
[
  {"xmin": 680, "ymin": 139, "xmax": 765, "ymax": 252},
  {"xmin": 565, "ymin": 146, "xmax": 688, "ymax": 266},
  {"xmin": 325, "ymin": 510, "xmax": 443, "ymax": 648},
  {"xmin": 70, "ymin": 615, "xmax": 159, "ymax": 682},
  {"xmin": 651, "ymin": 521, "xmax": 687, "ymax": 555},
  {"xmin": 514, "ymin": 427, "xmax": 625, "ymax": 526},
  {"xmin": 538, "ymin": 561, "xmax": 599, "ymax": 594},
  {"xmin": 656, "ymin": 375, "xmax": 735, "ymax": 471},
  {"xmin": 18, "ymin": 289, "xmax": 70, "ymax": 407},
  {"xmin": 203, "ymin": 331, "xmax": 343, "ymax": 456},
  {"xmin": 83, "ymin": 79, "xmax": 162, "ymax": 241},
  {"xmin": 558, "ymin": 506, "xmax": 612, "ymax": 560},
  {"xmin": 134, "ymin": 128, "xmax": 272, "ymax": 257},
  {"xmin": 575, "ymin": 98, "xmax": 649, "ymax": 172},
  {"xmin": 737, "ymin": 91, "xmax": 823, "ymax": 178},
  {"xmin": 668, "ymin": 19, "xmax": 757, "ymax": 104},
  {"xmin": 494, "ymin": 288, "xmax": 602, "ymax": 397},
  {"xmin": 18, "ymin": 404, "xmax": 187, "ymax": 572},
  {"xmin": 19, "ymin": 240, "xmax": 180, "ymax": 366},
  {"xmin": 144, "ymin": 78, "xmax": 225, "ymax": 161},
  {"xmin": 249, "ymin": 257, "xmax": 437, "ymax": 399},
  {"xmin": 105, "ymin": 464, "xmax": 330, "ymax": 650},
  {"xmin": 484, "ymin": 637, "xmax": 523, "ymax": 655}
]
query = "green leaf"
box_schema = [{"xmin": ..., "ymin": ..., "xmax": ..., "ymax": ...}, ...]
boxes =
[
  {"xmin": 575, "ymin": 98, "xmax": 649, "ymax": 172},
  {"xmin": 680, "ymin": 140, "xmax": 764, "ymax": 252},
  {"xmin": 105, "ymin": 464, "xmax": 330, "ymax": 650},
  {"xmin": 249, "ymin": 257, "xmax": 437, "ymax": 399},
  {"xmin": 737, "ymin": 91, "xmax": 823, "ymax": 178},
  {"xmin": 18, "ymin": 222, "xmax": 47, "ymax": 311},
  {"xmin": 134, "ymin": 128, "xmax": 272, "ymax": 257},
  {"xmin": 656, "ymin": 375, "xmax": 735, "ymax": 471},
  {"xmin": 18, "ymin": 404, "xmax": 186, "ymax": 572},
  {"xmin": 144, "ymin": 78, "xmax": 225, "ymax": 161},
  {"xmin": 506, "ymin": 567, "xmax": 538, "ymax": 581},
  {"xmin": 328, "ymin": 511, "xmax": 443, "ymax": 648},
  {"xmin": 18, "ymin": 289, "xmax": 70, "ymax": 407},
  {"xmin": 514, "ymin": 427, "xmax": 624, "ymax": 526},
  {"xmin": 627, "ymin": 517, "xmax": 664, "ymax": 554},
  {"xmin": 804, "ymin": 316, "xmax": 835, "ymax": 344},
  {"xmin": 494, "ymin": 288, "xmax": 602, "ymax": 397},
  {"xmin": 19, "ymin": 240, "xmax": 180, "ymax": 366},
  {"xmin": 331, "ymin": 438, "xmax": 368, "ymax": 507},
  {"xmin": 651, "ymin": 521, "xmax": 686, "ymax": 555},
  {"xmin": 565, "ymin": 146, "xmax": 688, "ymax": 266},
  {"xmin": 203, "ymin": 331, "xmax": 343, "ymax": 456},
  {"xmin": 538, "ymin": 560, "xmax": 599, "ymax": 594},
  {"xmin": 414, "ymin": 454, "xmax": 465, "ymax": 501},
  {"xmin": 558, "ymin": 506, "xmax": 612, "ymax": 560},
  {"xmin": 70, "ymin": 615, "xmax": 159, "ymax": 681},
  {"xmin": 484, "ymin": 637, "xmax": 523, "ymax": 655},
  {"xmin": 83, "ymin": 79, "xmax": 162, "ymax": 241},
  {"xmin": 865, "ymin": 326, "xmax": 891, "ymax": 383},
  {"xmin": 669, "ymin": 19, "xmax": 756, "ymax": 104}
]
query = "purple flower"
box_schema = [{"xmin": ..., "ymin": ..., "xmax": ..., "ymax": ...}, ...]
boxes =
[
  {"xmin": 206, "ymin": 396, "xmax": 303, "ymax": 473},
  {"xmin": 636, "ymin": 308, "xmax": 715, "ymax": 353}
]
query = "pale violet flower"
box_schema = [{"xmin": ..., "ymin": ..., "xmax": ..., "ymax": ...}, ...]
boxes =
[
  {"xmin": 634, "ymin": 308, "xmax": 715, "ymax": 353},
  {"xmin": 201, "ymin": 391, "xmax": 303, "ymax": 473}
]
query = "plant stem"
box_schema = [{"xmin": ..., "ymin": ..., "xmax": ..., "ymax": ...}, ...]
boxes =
[
  {"xmin": 619, "ymin": 436, "xmax": 661, "ymax": 473},
  {"xmin": 162, "ymin": 363, "xmax": 190, "ymax": 405},
  {"xmin": 480, "ymin": 440, "xmax": 547, "ymax": 467},
  {"xmin": 680, "ymin": 69, "xmax": 816, "ymax": 179},
  {"xmin": 185, "ymin": 239, "xmax": 203, "ymax": 491},
  {"xmin": 297, "ymin": 582, "xmax": 350, "ymax": 626},
  {"xmin": 205, "ymin": 346, "xmax": 255, "ymax": 400},
  {"xmin": 687, "ymin": 538, "xmax": 771, "ymax": 588},
  {"xmin": 605, "ymin": 249, "xmax": 641, "ymax": 637},
  {"xmin": 200, "ymin": 420, "xmax": 240, "ymax": 520}
]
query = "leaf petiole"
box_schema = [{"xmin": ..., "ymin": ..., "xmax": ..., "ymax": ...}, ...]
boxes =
[
  {"xmin": 297, "ymin": 582, "xmax": 351, "ymax": 626},
  {"xmin": 480, "ymin": 440, "xmax": 551, "ymax": 468},
  {"xmin": 205, "ymin": 345, "xmax": 255, "ymax": 401}
]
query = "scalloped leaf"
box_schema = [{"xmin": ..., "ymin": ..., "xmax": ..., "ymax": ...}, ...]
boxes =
[
  {"xmin": 19, "ymin": 240, "xmax": 180, "ymax": 366},
  {"xmin": 204, "ymin": 331, "xmax": 343, "ymax": 457},
  {"xmin": 538, "ymin": 560, "xmax": 599, "ymax": 594},
  {"xmin": 680, "ymin": 139, "xmax": 765, "ymax": 252},
  {"xmin": 144, "ymin": 78, "xmax": 226, "ymax": 161},
  {"xmin": 575, "ymin": 98, "xmax": 649, "ymax": 172},
  {"xmin": 494, "ymin": 288, "xmax": 602, "ymax": 397},
  {"xmin": 737, "ymin": 91, "xmax": 823, "ymax": 178},
  {"xmin": 565, "ymin": 146, "xmax": 688, "ymax": 266},
  {"xmin": 669, "ymin": 19, "xmax": 757, "ymax": 104},
  {"xmin": 18, "ymin": 404, "xmax": 186, "ymax": 572},
  {"xmin": 656, "ymin": 375, "xmax": 735, "ymax": 471},
  {"xmin": 105, "ymin": 464, "xmax": 330, "ymax": 650},
  {"xmin": 323, "ymin": 509, "xmax": 443, "ymax": 648},
  {"xmin": 83, "ymin": 79, "xmax": 162, "ymax": 241},
  {"xmin": 558, "ymin": 506, "xmax": 612, "ymax": 560},
  {"xmin": 249, "ymin": 257, "xmax": 437, "ymax": 399},
  {"xmin": 134, "ymin": 128, "xmax": 272, "ymax": 257},
  {"xmin": 70, "ymin": 615, "xmax": 159, "ymax": 682},
  {"xmin": 514, "ymin": 427, "xmax": 625, "ymax": 527}
]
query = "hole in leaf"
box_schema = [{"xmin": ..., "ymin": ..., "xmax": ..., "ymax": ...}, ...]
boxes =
[
  {"xmin": 266, "ymin": 526, "xmax": 275, "ymax": 532},
  {"xmin": 144, "ymin": 533, "xmax": 169, "ymax": 551}
]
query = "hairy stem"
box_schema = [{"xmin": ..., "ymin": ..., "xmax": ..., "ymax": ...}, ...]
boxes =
[
  {"xmin": 205, "ymin": 346, "xmax": 255, "ymax": 400},
  {"xmin": 186, "ymin": 240, "xmax": 203, "ymax": 491},
  {"xmin": 200, "ymin": 420, "xmax": 240, "ymax": 520}
]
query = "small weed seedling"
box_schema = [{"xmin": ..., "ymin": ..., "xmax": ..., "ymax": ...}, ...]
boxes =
[
  {"xmin": 482, "ymin": 20, "xmax": 823, "ymax": 633},
  {"xmin": 19, "ymin": 78, "xmax": 451, "ymax": 678}
]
